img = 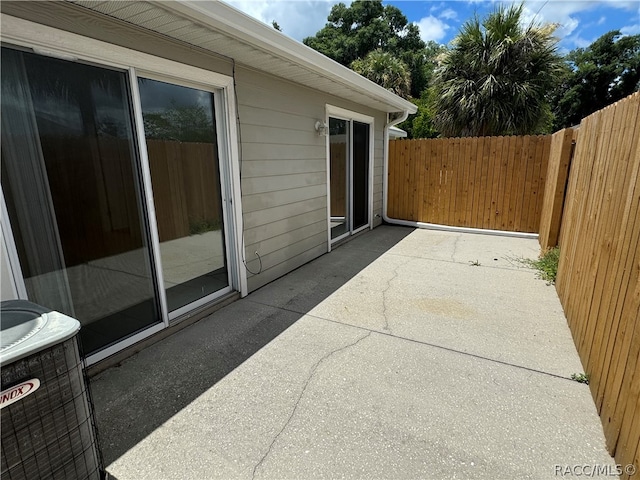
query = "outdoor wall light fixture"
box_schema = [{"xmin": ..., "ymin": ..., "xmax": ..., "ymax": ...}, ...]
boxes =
[{"xmin": 315, "ymin": 120, "xmax": 329, "ymax": 136}]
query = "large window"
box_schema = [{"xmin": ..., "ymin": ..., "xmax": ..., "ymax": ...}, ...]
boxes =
[{"xmin": 1, "ymin": 45, "xmax": 237, "ymax": 358}]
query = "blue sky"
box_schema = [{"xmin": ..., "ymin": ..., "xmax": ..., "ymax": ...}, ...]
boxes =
[{"xmin": 226, "ymin": 0, "xmax": 640, "ymax": 52}]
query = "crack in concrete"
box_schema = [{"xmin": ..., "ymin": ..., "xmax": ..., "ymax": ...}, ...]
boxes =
[
  {"xmin": 251, "ymin": 331, "xmax": 372, "ymax": 479},
  {"xmin": 381, "ymin": 259, "xmax": 410, "ymax": 332}
]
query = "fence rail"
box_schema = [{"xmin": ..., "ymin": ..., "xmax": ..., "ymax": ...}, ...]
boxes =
[
  {"xmin": 388, "ymin": 135, "xmax": 551, "ymax": 233},
  {"xmin": 555, "ymin": 92, "xmax": 640, "ymax": 477}
]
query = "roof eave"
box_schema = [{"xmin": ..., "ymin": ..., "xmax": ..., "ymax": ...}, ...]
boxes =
[{"xmin": 160, "ymin": 1, "xmax": 417, "ymax": 115}]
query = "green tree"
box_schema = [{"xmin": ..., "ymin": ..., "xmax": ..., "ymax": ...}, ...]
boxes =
[
  {"xmin": 351, "ymin": 50, "xmax": 411, "ymax": 98},
  {"xmin": 399, "ymin": 88, "xmax": 439, "ymax": 139},
  {"xmin": 551, "ymin": 30, "xmax": 640, "ymax": 129},
  {"xmin": 432, "ymin": 4, "xmax": 562, "ymax": 137},
  {"xmin": 143, "ymin": 103, "xmax": 215, "ymax": 143},
  {"xmin": 303, "ymin": 0, "xmax": 435, "ymax": 98},
  {"xmin": 401, "ymin": 41, "xmax": 448, "ymax": 99}
]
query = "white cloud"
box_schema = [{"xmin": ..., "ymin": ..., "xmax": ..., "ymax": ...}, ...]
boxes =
[
  {"xmin": 415, "ymin": 15, "xmax": 451, "ymax": 42},
  {"xmin": 439, "ymin": 8, "xmax": 459, "ymax": 21},
  {"xmin": 565, "ymin": 34, "xmax": 594, "ymax": 48},
  {"xmin": 430, "ymin": 2, "xmax": 446, "ymax": 14},
  {"xmin": 597, "ymin": 16, "xmax": 606, "ymax": 25},
  {"xmin": 224, "ymin": 0, "xmax": 347, "ymax": 41},
  {"xmin": 500, "ymin": 0, "xmax": 639, "ymax": 41},
  {"xmin": 621, "ymin": 24, "xmax": 640, "ymax": 35},
  {"xmin": 516, "ymin": 3, "xmax": 580, "ymax": 37}
]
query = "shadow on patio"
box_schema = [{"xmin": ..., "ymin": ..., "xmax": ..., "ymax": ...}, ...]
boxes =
[{"xmin": 90, "ymin": 226, "xmax": 414, "ymax": 467}]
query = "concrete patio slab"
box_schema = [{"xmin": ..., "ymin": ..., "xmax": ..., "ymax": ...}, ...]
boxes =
[{"xmin": 91, "ymin": 226, "xmax": 616, "ymax": 480}]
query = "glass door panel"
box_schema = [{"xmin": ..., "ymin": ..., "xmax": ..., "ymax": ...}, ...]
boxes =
[
  {"xmin": 352, "ymin": 121, "xmax": 370, "ymax": 230},
  {"xmin": 330, "ymin": 118, "xmax": 349, "ymax": 240},
  {"xmin": 1, "ymin": 47, "xmax": 161, "ymax": 355},
  {"xmin": 138, "ymin": 78, "xmax": 228, "ymax": 312}
]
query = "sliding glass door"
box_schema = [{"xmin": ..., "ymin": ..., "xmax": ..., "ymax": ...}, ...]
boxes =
[
  {"xmin": 138, "ymin": 78, "xmax": 229, "ymax": 315},
  {"xmin": 352, "ymin": 121, "xmax": 370, "ymax": 231},
  {"xmin": 329, "ymin": 113, "xmax": 372, "ymax": 242},
  {"xmin": 1, "ymin": 46, "xmax": 235, "ymax": 357},
  {"xmin": 1, "ymin": 48, "xmax": 161, "ymax": 354},
  {"xmin": 330, "ymin": 118, "xmax": 349, "ymax": 240}
]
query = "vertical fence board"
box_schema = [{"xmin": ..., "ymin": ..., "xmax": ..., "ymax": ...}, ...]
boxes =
[
  {"xmin": 500, "ymin": 137, "xmax": 515, "ymax": 230},
  {"xmin": 412, "ymin": 139, "xmax": 422, "ymax": 221},
  {"xmin": 470, "ymin": 137, "xmax": 484, "ymax": 228},
  {"xmin": 448, "ymin": 138, "xmax": 459, "ymax": 225},
  {"xmin": 463, "ymin": 137, "xmax": 472, "ymax": 225},
  {"xmin": 534, "ymin": 136, "xmax": 551, "ymax": 232},
  {"xmin": 463, "ymin": 138, "xmax": 476, "ymax": 226},
  {"xmin": 539, "ymin": 129, "xmax": 575, "ymax": 249},
  {"xmin": 496, "ymin": 136, "xmax": 510, "ymax": 230}
]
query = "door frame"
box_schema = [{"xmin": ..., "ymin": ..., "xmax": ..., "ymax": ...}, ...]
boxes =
[
  {"xmin": 325, "ymin": 105, "xmax": 374, "ymax": 250},
  {"xmin": 0, "ymin": 15, "xmax": 247, "ymax": 365}
]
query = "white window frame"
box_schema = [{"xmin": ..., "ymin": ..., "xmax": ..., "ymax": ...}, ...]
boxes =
[
  {"xmin": 0, "ymin": 15, "xmax": 247, "ymax": 364},
  {"xmin": 325, "ymin": 105, "xmax": 375, "ymax": 250}
]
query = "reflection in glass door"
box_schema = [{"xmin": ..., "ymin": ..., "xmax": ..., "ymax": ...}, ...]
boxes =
[
  {"xmin": 329, "ymin": 116, "xmax": 371, "ymax": 242},
  {"xmin": 138, "ymin": 78, "xmax": 229, "ymax": 314},
  {"xmin": 1, "ymin": 48, "xmax": 161, "ymax": 355},
  {"xmin": 330, "ymin": 118, "xmax": 349, "ymax": 240},
  {"xmin": 352, "ymin": 121, "xmax": 370, "ymax": 231}
]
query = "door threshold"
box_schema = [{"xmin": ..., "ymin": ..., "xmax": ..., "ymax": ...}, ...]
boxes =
[
  {"xmin": 330, "ymin": 227, "xmax": 371, "ymax": 249},
  {"xmin": 85, "ymin": 291, "xmax": 239, "ymax": 377}
]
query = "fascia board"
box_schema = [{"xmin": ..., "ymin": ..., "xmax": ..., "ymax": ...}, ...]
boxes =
[{"xmin": 160, "ymin": 1, "xmax": 417, "ymax": 114}]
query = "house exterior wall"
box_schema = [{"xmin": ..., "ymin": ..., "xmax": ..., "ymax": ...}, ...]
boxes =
[
  {"xmin": 0, "ymin": 1, "xmax": 388, "ymax": 297},
  {"xmin": 235, "ymin": 67, "xmax": 386, "ymax": 291}
]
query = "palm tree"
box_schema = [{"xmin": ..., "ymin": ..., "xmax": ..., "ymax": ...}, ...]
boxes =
[
  {"xmin": 432, "ymin": 4, "xmax": 563, "ymax": 137},
  {"xmin": 352, "ymin": 50, "xmax": 412, "ymax": 99}
]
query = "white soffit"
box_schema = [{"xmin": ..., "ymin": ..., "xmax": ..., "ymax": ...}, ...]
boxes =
[{"xmin": 70, "ymin": 0, "xmax": 417, "ymax": 115}]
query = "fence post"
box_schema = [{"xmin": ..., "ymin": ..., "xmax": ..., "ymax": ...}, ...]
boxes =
[{"xmin": 539, "ymin": 128, "xmax": 575, "ymax": 249}]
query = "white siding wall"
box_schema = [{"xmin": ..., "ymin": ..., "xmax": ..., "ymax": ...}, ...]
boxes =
[
  {"xmin": 1, "ymin": 1, "xmax": 391, "ymax": 295},
  {"xmin": 236, "ymin": 67, "xmax": 386, "ymax": 291}
]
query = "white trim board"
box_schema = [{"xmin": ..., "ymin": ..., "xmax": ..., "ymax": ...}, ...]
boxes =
[{"xmin": 1, "ymin": 15, "xmax": 233, "ymax": 91}]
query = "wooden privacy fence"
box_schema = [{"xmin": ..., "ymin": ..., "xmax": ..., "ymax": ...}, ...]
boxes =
[
  {"xmin": 41, "ymin": 135, "xmax": 145, "ymax": 267},
  {"xmin": 554, "ymin": 92, "xmax": 640, "ymax": 476},
  {"xmin": 40, "ymin": 136, "xmax": 220, "ymax": 268},
  {"xmin": 388, "ymin": 135, "xmax": 551, "ymax": 233},
  {"xmin": 146, "ymin": 139, "xmax": 222, "ymax": 242}
]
